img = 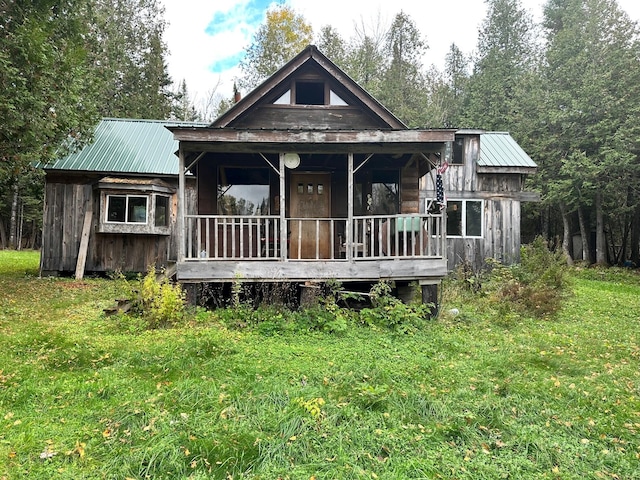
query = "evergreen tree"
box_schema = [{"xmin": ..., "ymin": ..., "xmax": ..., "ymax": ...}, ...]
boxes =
[
  {"xmin": 463, "ymin": 0, "xmax": 538, "ymax": 131},
  {"xmin": 88, "ymin": 0, "xmax": 173, "ymax": 119},
  {"xmin": 539, "ymin": 0, "xmax": 640, "ymax": 264},
  {"xmin": 0, "ymin": 0, "xmax": 101, "ymax": 248},
  {"xmin": 171, "ymin": 80, "xmax": 201, "ymax": 121},
  {"xmin": 377, "ymin": 11, "xmax": 429, "ymax": 126},
  {"xmin": 316, "ymin": 25, "xmax": 348, "ymax": 68}
]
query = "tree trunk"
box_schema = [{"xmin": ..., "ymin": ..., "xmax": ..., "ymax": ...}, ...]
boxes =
[
  {"xmin": 631, "ymin": 202, "xmax": 640, "ymax": 266},
  {"xmin": 8, "ymin": 180, "xmax": 19, "ymax": 249},
  {"xmin": 577, "ymin": 205, "xmax": 591, "ymax": 264},
  {"xmin": 559, "ymin": 202, "xmax": 574, "ymax": 265},
  {"xmin": 541, "ymin": 205, "xmax": 550, "ymax": 241},
  {"xmin": 595, "ymin": 192, "xmax": 607, "ymax": 265},
  {"xmin": 17, "ymin": 201, "xmax": 24, "ymax": 251},
  {"xmin": 0, "ymin": 217, "xmax": 6, "ymax": 249}
]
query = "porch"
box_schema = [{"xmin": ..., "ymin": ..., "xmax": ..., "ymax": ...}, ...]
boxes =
[{"xmin": 176, "ymin": 212, "xmax": 447, "ymax": 283}]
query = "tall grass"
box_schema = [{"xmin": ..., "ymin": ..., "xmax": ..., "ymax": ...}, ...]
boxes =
[{"xmin": 1, "ymin": 250, "xmax": 639, "ymax": 479}]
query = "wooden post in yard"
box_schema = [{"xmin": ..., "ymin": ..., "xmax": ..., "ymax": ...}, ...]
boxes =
[{"xmin": 75, "ymin": 205, "xmax": 93, "ymax": 280}]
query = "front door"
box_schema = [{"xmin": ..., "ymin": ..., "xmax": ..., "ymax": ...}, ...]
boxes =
[{"xmin": 289, "ymin": 172, "xmax": 331, "ymax": 259}]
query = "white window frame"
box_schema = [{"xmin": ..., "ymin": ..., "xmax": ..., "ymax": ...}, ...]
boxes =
[
  {"xmin": 445, "ymin": 199, "xmax": 483, "ymax": 238},
  {"xmin": 99, "ymin": 190, "xmax": 172, "ymax": 236},
  {"xmin": 105, "ymin": 194, "xmax": 149, "ymax": 225}
]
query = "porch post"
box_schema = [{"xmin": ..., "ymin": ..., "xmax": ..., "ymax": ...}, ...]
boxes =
[
  {"xmin": 347, "ymin": 153, "xmax": 354, "ymax": 261},
  {"xmin": 279, "ymin": 153, "xmax": 287, "ymax": 260},
  {"xmin": 177, "ymin": 146, "xmax": 186, "ymax": 262},
  {"xmin": 441, "ymin": 141, "xmax": 452, "ymax": 256}
]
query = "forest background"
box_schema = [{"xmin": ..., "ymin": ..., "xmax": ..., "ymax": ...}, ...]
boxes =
[{"xmin": 1, "ymin": 0, "xmax": 639, "ymax": 267}]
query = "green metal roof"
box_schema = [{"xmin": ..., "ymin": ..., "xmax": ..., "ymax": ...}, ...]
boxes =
[
  {"xmin": 478, "ymin": 132, "xmax": 537, "ymax": 169},
  {"xmin": 44, "ymin": 118, "xmax": 206, "ymax": 175}
]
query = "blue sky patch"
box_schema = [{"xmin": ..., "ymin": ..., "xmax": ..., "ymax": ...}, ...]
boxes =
[
  {"xmin": 209, "ymin": 52, "xmax": 245, "ymax": 74},
  {"xmin": 204, "ymin": 1, "xmax": 281, "ymax": 74},
  {"xmin": 204, "ymin": 0, "xmax": 276, "ymax": 36}
]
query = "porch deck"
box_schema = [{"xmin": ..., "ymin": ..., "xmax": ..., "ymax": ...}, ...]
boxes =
[{"xmin": 176, "ymin": 213, "xmax": 447, "ymax": 283}]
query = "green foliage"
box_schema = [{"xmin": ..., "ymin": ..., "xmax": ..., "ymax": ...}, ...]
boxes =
[
  {"xmin": 126, "ymin": 266, "xmax": 186, "ymax": 328},
  {"xmin": 446, "ymin": 237, "xmax": 571, "ymax": 321},
  {"xmin": 359, "ymin": 281, "xmax": 431, "ymax": 333},
  {"xmin": 238, "ymin": 4, "xmax": 313, "ymax": 91},
  {"xmin": 462, "ymin": 0, "xmax": 538, "ymax": 131},
  {"xmin": 88, "ymin": 0, "xmax": 174, "ymax": 119},
  {"xmin": 377, "ymin": 12, "xmax": 430, "ymax": 127}
]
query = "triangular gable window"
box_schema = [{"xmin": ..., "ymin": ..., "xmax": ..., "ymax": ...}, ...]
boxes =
[
  {"xmin": 329, "ymin": 90, "xmax": 348, "ymax": 106},
  {"xmin": 274, "ymin": 90, "xmax": 291, "ymax": 105}
]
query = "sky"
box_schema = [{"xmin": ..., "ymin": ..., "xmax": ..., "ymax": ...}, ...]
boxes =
[{"xmin": 160, "ymin": 0, "xmax": 640, "ymax": 106}]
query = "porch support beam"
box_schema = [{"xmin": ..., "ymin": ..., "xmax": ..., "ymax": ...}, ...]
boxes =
[
  {"xmin": 353, "ymin": 153, "xmax": 374, "ymax": 174},
  {"xmin": 178, "ymin": 146, "xmax": 186, "ymax": 262},
  {"xmin": 259, "ymin": 152, "xmax": 280, "ymax": 175},
  {"xmin": 279, "ymin": 153, "xmax": 287, "ymax": 260},
  {"xmin": 347, "ymin": 153, "xmax": 354, "ymax": 261},
  {"xmin": 185, "ymin": 151, "xmax": 206, "ymax": 172}
]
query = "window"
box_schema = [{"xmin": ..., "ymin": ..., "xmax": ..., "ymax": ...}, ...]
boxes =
[
  {"xmin": 97, "ymin": 177, "xmax": 174, "ymax": 235},
  {"xmin": 155, "ymin": 195, "xmax": 170, "ymax": 227},
  {"xmin": 274, "ymin": 84, "xmax": 349, "ymax": 106},
  {"xmin": 218, "ymin": 167, "xmax": 270, "ymax": 215},
  {"xmin": 371, "ymin": 170, "xmax": 399, "ymax": 215},
  {"xmin": 452, "ymin": 137, "xmax": 465, "ymax": 165},
  {"xmin": 295, "ymin": 81, "xmax": 325, "ymax": 105},
  {"xmin": 446, "ymin": 200, "xmax": 483, "ymax": 237},
  {"xmin": 106, "ymin": 195, "xmax": 148, "ymax": 224}
]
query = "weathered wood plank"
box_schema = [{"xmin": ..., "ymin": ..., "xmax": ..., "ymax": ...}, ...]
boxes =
[
  {"xmin": 171, "ymin": 128, "xmax": 455, "ymax": 145},
  {"xmin": 75, "ymin": 206, "xmax": 93, "ymax": 280},
  {"xmin": 177, "ymin": 259, "xmax": 448, "ymax": 283}
]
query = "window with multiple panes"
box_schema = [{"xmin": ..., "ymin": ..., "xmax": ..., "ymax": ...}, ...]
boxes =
[
  {"xmin": 100, "ymin": 190, "xmax": 172, "ymax": 235},
  {"xmin": 106, "ymin": 195, "xmax": 148, "ymax": 224},
  {"xmin": 273, "ymin": 81, "xmax": 348, "ymax": 106}
]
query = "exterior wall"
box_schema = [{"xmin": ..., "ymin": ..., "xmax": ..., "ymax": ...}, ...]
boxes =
[
  {"xmin": 41, "ymin": 174, "xmax": 196, "ymax": 275},
  {"xmin": 232, "ymin": 105, "xmax": 383, "ymax": 130},
  {"xmin": 421, "ymin": 135, "xmax": 525, "ymax": 271}
]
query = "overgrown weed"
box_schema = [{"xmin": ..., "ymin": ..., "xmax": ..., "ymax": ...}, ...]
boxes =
[
  {"xmin": 118, "ymin": 265, "xmax": 186, "ymax": 329},
  {"xmin": 443, "ymin": 237, "xmax": 571, "ymax": 323}
]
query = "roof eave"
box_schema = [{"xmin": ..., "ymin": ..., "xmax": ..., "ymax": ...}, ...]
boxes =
[{"xmin": 476, "ymin": 166, "xmax": 537, "ymax": 174}]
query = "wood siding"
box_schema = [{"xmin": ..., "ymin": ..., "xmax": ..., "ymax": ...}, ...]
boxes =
[
  {"xmin": 232, "ymin": 105, "xmax": 384, "ymax": 130},
  {"xmin": 41, "ymin": 175, "xmax": 196, "ymax": 275},
  {"xmin": 421, "ymin": 134, "xmax": 525, "ymax": 271}
]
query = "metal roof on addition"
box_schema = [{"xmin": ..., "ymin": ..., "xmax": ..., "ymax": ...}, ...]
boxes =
[
  {"xmin": 45, "ymin": 118, "xmax": 206, "ymax": 175},
  {"xmin": 479, "ymin": 132, "xmax": 537, "ymax": 169}
]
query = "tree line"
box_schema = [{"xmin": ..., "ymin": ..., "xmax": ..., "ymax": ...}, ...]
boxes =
[
  {"xmin": 2, "ymin": 0, "xmax": 639, "ymax": 267},
  {"xmin": 0, "ymin": 0, "xmax": 198, "ymax": 249}
]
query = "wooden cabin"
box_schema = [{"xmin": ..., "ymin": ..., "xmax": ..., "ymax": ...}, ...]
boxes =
[
  {"xmin": 39, "ymin": 46, "xmax": 537, "ymax": 305},
  {"xmin": 167, "ymin": 45, "xmax": 455, "ymax": 303},
  {"xmin": 39, "ymin": 118, "xmax": 203, "ymax": 276}
]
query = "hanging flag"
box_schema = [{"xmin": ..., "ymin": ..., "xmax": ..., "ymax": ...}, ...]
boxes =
[{"xmin": 436, "ymin": 173, "xmax": 445, "ymax": 210}]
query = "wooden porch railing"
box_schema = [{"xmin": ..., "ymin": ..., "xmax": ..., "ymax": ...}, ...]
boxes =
[{"xmin": 184, "ymin": 213, "xmax": 445, "ymax": 261}]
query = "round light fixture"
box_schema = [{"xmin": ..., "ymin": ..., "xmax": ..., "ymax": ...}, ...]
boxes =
[{"xmin": 283, "ymin": 152, "xmax": 300, "ymax": 169}]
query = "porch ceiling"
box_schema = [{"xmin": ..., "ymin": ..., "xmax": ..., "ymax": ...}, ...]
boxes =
[{"xmin": 168, "ymin": 128, "xmax": 455, "ymax": 154}]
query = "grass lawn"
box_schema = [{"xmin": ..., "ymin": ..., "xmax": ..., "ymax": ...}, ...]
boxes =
[{"xmin": 1, "ymin": 250, "xmax": 639, "ymax": 479}]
